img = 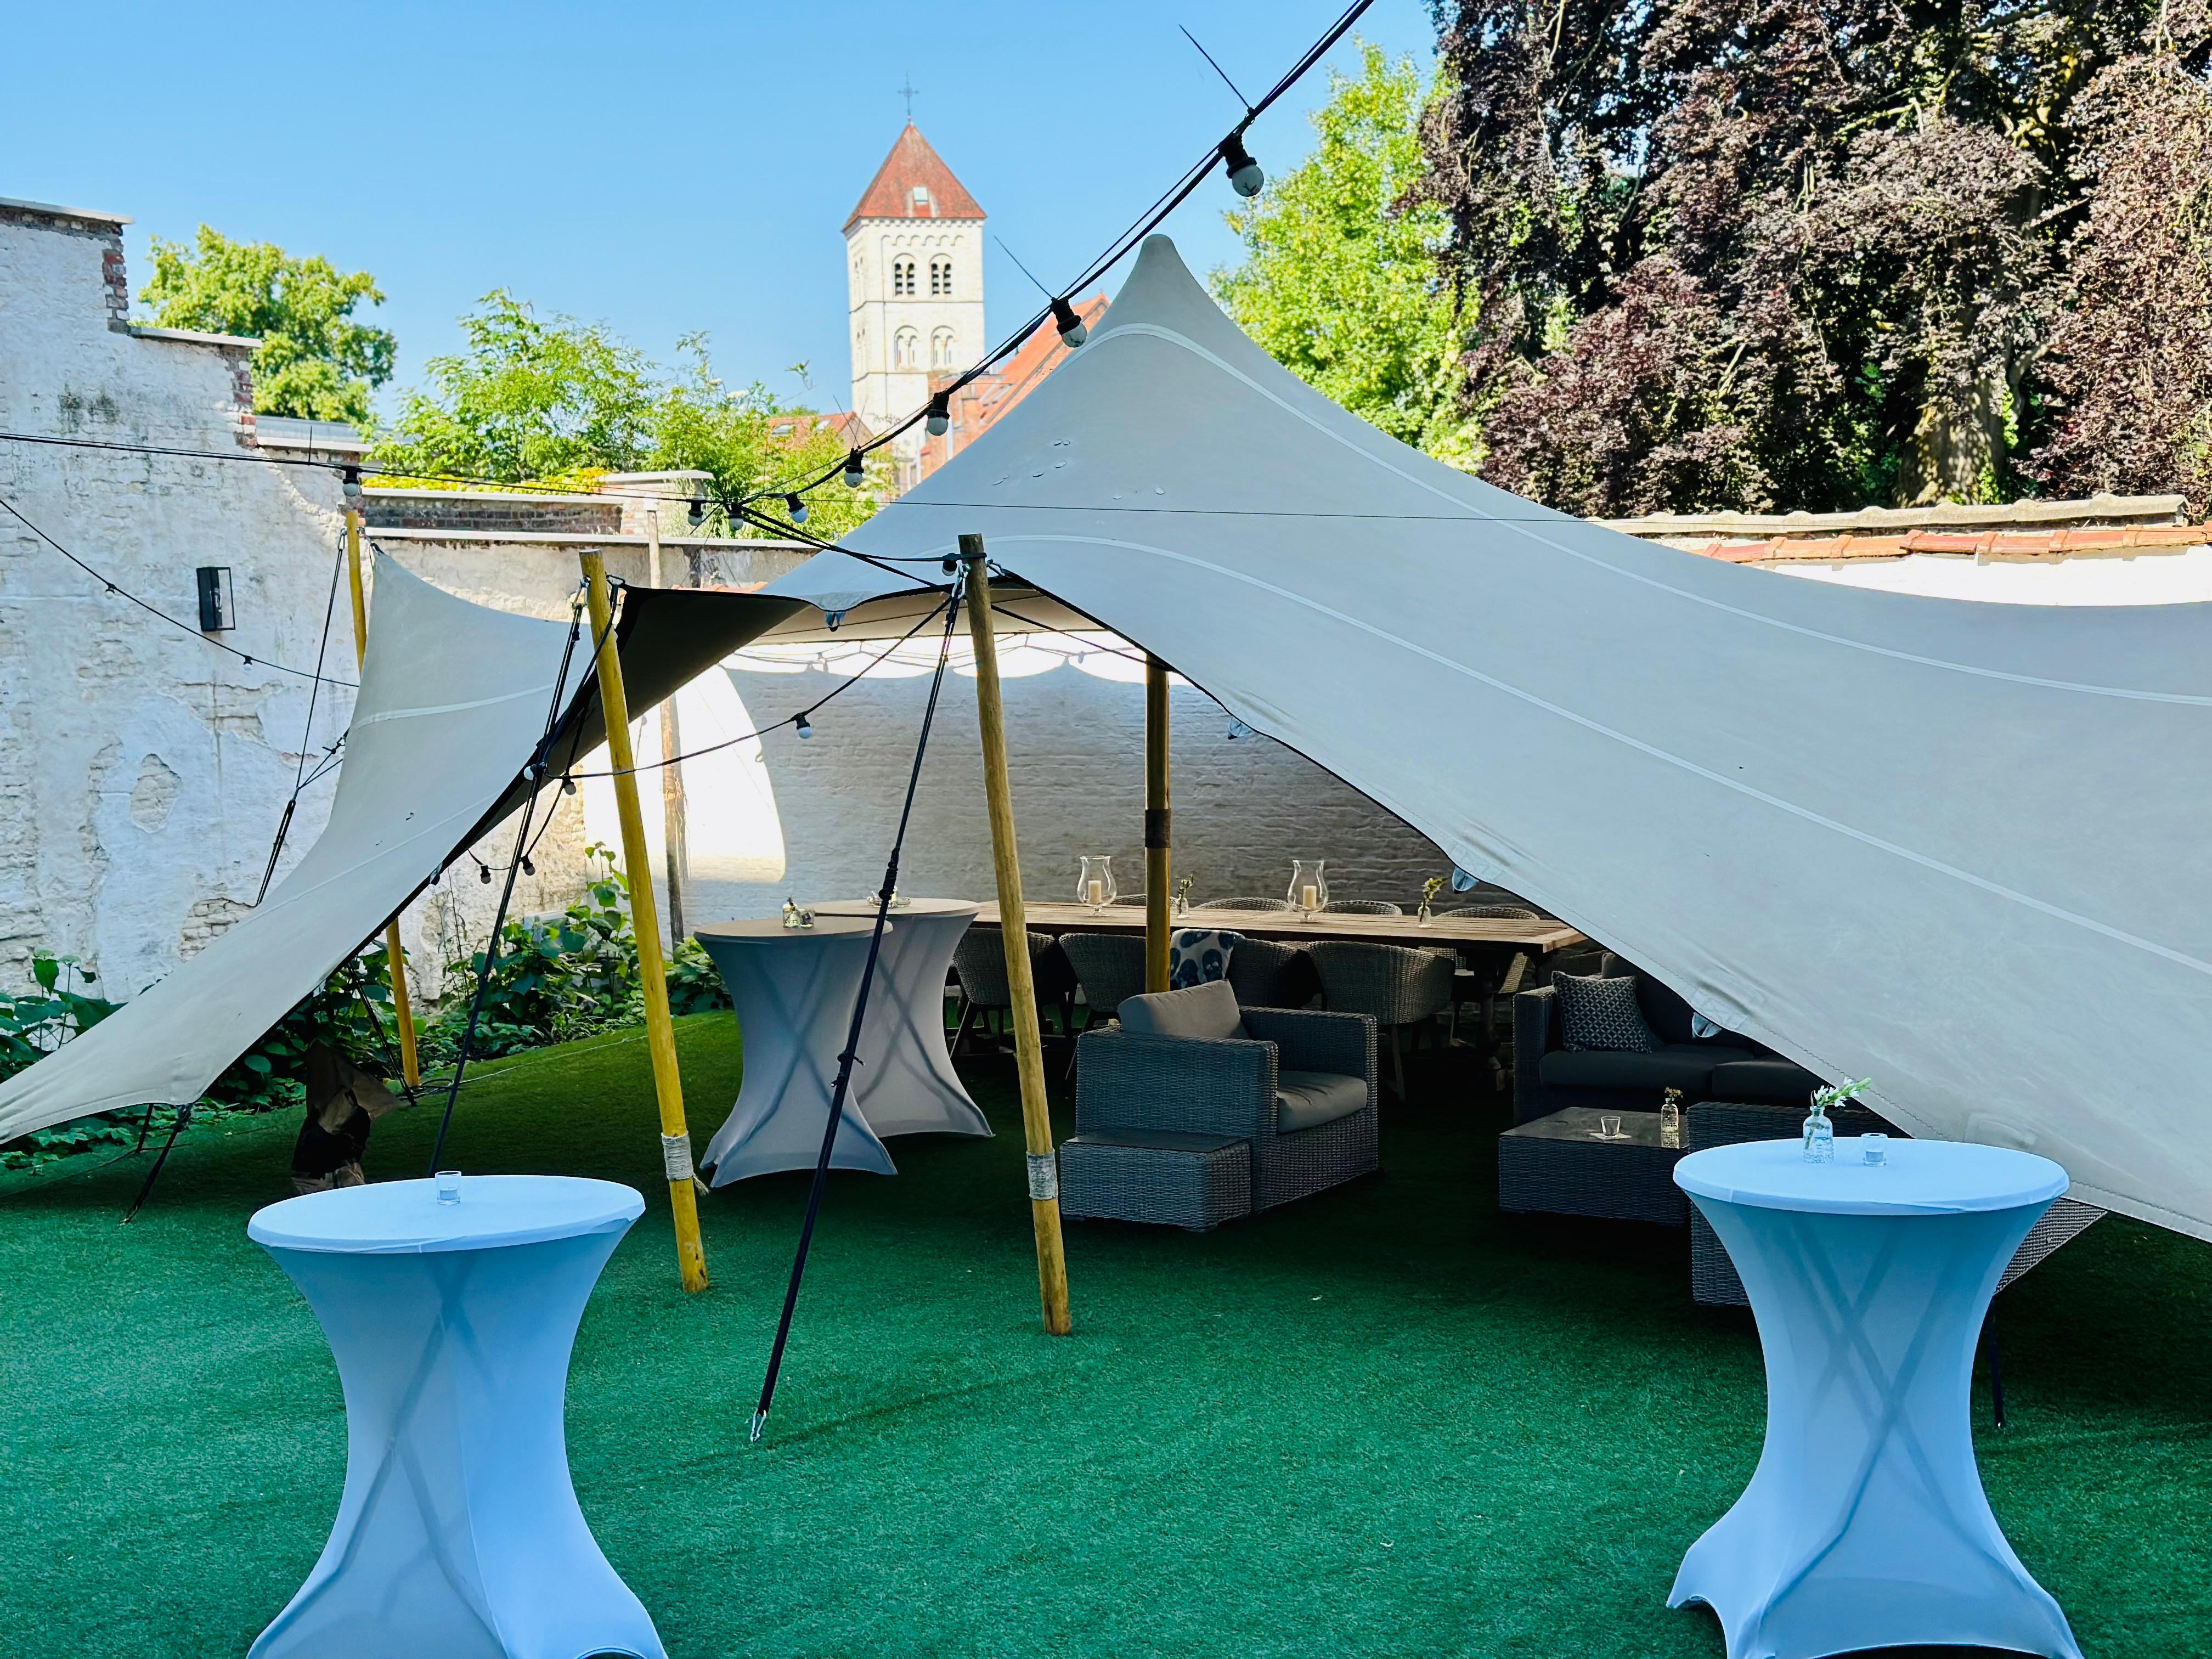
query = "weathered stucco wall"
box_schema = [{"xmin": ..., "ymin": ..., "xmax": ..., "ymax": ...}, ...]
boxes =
[{"xmin": 0, "ymin": 202, "xmax": 590, "ymax": 1001}]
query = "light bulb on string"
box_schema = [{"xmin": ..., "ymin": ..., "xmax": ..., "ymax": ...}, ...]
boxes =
[
  {"xmin": 925, "ymin": 393, "xmax": 951, "ymax": 438},
  {"xmin": 1220, "ymin": 132, "xmax": 1265, "ymax": 197},
  {"xmin": 842, "ymin": 450, "xmax": 866, "ymax": 488},
  {"xmin": 687, "ymin": 496, "xmax": 707, "ymax": 527},
  {"xmin": 1051, "ymin": 298, "xmax": 1088, "ymax": 348},
  {"xmin": 561, "ymin": 776, "xmax": 577, "ymax": 795},
  {"xmin": 794, "ymin": 711, "xmax": 813, "ymax": 740},
  {"xmin": 783, "ymin": 493, "xmax": 809, "ymax": 526},
  {"xmin": 478, "ymin": 862, "xmax": 492, "ymax": 885},
  {"xmin": 520, "ymin": 856, "xmax": 535, "ymax": 877}
]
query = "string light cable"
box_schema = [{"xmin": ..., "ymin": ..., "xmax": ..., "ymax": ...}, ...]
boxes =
[{"xmin": 0, "ymin": 487, "xmax": 356, "ymax": 686}]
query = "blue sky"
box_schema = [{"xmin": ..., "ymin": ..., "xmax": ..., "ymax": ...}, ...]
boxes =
[{"xmin": 3, "ymin": 0, "xmax": 1438, "ymax": 420}]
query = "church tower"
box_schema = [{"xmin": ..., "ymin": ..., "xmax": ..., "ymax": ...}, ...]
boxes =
[{"xmin": 845, "ymin": 125, "xmax": 986, "ymax": 489}]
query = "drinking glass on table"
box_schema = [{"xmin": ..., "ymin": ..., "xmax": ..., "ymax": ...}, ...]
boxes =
[{"xmin": 1599, "ymin": 1115, "xmax": 1623, "ymax": 1139}]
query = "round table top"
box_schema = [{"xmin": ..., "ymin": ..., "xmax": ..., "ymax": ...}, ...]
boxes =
[
  {"xmin": 810, "ymin": 896, "xmax": 979, "ymax": 919},
  {"xmin": 1675, "ymin": 1137, "xmax": 2068, "ymax": 1217},
  {"xmin": 249, "ymin": 1175, "xmax": 644, "ymax": 1255},
  {"xmin": 693, "ymin": 916, "xmax": 884, "ymax": 945}
]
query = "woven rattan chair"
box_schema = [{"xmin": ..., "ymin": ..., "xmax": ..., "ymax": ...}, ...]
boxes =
[
  {"xmin": 1223, "ymin": 935, "xmax": 1321, "ymax": 1010},
  {"xmin": 1307, "ymin": 939, "xmax": 1456, "ymax": 1095},
  {"xmin": 951, "ymin": 928, "xmax": 1076, "ymax": 1052},
  {"xmin": 1205, "ymin": 895, "xmax": 1294, "ymax": 912},
  {"xmin": 1438, "ymin": 904, "xmax": 1540, "ymax": 1053},
  {"xmin": 1072, "ymin": 992, "xmax": 1379, "ymax": 1215},
  {"xmin": 1320, "ymin": 899, "xmax": 1403, "ymax": 916},
  {"xmin": 1058, "ymin": 932, "xmax": 1148, "ymax": 1028}
]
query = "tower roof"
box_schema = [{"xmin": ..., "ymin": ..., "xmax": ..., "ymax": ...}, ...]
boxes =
[{"xmin": 844, "ymin": 124, "xmax": 985, "ymax": 233}]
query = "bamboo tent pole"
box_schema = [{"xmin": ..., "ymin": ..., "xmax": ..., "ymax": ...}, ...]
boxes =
[
  {"xmin": 582, "ymin": 549, "xmax": 711, "ymax": 1294},
  {"xmin": 1144, "ymin": 654, "xmax": 1172, "ymax": 994},
  {"xmin": 961, "ymin": 535, "xmax": 1073, "ymax": 1335},
  {"xmin": 342, "ymin": 487, "xmax": 421, "ymax": 1090},
  {"xmin": 644, "ymin": 506, "xmax": 690, "ymax": 946}
]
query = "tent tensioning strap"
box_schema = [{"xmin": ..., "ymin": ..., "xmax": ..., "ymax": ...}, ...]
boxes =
[{"xmin": 750, "ymin": 569, "xmax": 968, "ymax": 1443}]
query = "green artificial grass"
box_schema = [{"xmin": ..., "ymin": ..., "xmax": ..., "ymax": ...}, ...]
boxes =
[{"xmin": 3, "ymin": 1015, "xmax": 2208, "ymax": 1657}]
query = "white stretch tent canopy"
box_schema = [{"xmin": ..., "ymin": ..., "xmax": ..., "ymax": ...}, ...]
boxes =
[
  {"xmin": 0, "ymin": 558, "xmax": 800, "ymax": 1142},
  {"xmin": 767, "ymin": 234, "xmax": 2212, "ymax": 1240}
]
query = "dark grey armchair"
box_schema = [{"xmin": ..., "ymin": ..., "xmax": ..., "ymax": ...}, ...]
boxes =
[
  {"xmin": 1512, "ymin": 953, "xmax": 1821, "ymax": 1125},
  {"xmin": 1074, "ymin": 983, "xmax": 1379, "ymax": 1212}
]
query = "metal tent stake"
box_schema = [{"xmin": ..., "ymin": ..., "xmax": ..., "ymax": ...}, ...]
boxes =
[{"xmin": 962, "ymin": 535, "xmax": 1074, "ymax": 1336}]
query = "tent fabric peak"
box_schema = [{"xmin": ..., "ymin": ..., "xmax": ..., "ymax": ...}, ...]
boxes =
[{"xmin": 765, "ymin": 233, "xmax": 2212, "ymax": 1242}]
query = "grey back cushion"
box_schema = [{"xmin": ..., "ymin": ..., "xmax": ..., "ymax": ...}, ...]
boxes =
[
  {"xmin": 1552, "ymin": 970, "xmax": 1660, "ymax": 1053},
  {"xmin": 1118, "ymin": 977, "xmax": 1248, "ymax": 1041}
]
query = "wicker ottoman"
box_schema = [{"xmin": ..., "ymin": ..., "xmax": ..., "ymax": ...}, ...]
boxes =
[
  {"xmin": 1059, "ymin": 1130, "xmax": 1253, "ymax": 1231},
  {"xmin": 1498, "ymin": 1107, "xmax": 1688, "ymax": 1226}
]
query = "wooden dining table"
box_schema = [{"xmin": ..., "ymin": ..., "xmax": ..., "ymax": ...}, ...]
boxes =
[{"xmin": 974, "ymin": 902, "xmax": 1587, "ymax": 955}]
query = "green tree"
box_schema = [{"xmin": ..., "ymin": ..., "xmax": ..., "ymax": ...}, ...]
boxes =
[
  {"xmin": 139, "ymin": 226, "xmax": 394, "ymax": 425},
  {"xmin": 1211, "ymin": 43, "xmax": 1481, "ymax": 465},
  {"xmin": 373, "ymin": 295, "xmax": 883, "ymax": 537},
  {"xmin": 372, "ymin": 290, "xmax": 658, "ymax": 484}
]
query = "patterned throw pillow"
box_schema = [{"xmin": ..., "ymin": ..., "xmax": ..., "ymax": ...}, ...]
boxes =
[
  {"xmin": 1553, "ymin": 972, "xmax": 1660, "ymax": 1053},
  {"xmin": 1167, "ymin": 928, "xmax": 1243, "ymax": 989}
]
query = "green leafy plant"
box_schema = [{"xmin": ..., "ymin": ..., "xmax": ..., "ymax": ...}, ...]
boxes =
[{"xmin": 1810, "ymin": 1077, "xmax": 1875, "ymax": 1115}]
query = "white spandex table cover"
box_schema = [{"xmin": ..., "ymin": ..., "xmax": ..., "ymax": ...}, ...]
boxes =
[
  {"xmin": 1671, "ymin": 1138, "xmax": 2080, "ymax": 1659},
  {"xmin": 695, "ymin": 917, "xmax": 898, "ymax": 1183},
  {"xmin": 809, "ymin": 898, "xmax": 991, "ymax": 1139},
  {"xmin": 246, "ymin": 1176, "xmax": 662, "ymax": 1659}
]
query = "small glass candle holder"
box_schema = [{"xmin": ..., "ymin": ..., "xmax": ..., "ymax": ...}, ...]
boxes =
[
  {"xmin": 1598, "ymin": 1114, "xmax": 1623, "ymax": 1139},
  {"xmin": 1861, "ymin": 1133, "xmax": 1888, "ymax": 1166},
  {"xmin": 1288, "ymin": 859, "xmax": 1328, "ymax": 917},
  {"xmin": 435, "ymin": 1169, "xmax": 462, "ymax": 1205},
  {"xmin": 1077, "ymin": 856, "xmax": 1116, "ymax": 913}
]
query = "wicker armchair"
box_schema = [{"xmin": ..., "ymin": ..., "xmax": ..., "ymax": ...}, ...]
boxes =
[
  {"xmin": 1321, "ymin": 899, "xmax": 1403, "ymax": 915},
  {"xmin": 951, "ymin": 928, "xmax": 1076, "ymax": 1052},
  {"xmin": 1205, "ymin": 895, "xmax": 1294, "ymax": 911},
  {"xmin": 1058, "ymin": 931, "xmax": 1148, "ymax": 1027},
  {"xmin": 1307, "ymin": 940, "xmax": 1456, "ymax": 1095},
  {"xmin": 1074, "ymin": 998, "xmax": 1379, "ymax": 1213},
  {"xmin": 1437, "ymin": 904, "xmax": 1540, "ymax": 1053},
  {"xmin": 1224, "ymin": 935, "xmax": 1321, "ymax": 1010}
]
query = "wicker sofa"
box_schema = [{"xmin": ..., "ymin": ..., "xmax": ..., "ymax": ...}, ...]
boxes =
[
  {"xmin": 1066, "ymin": 980, "xmax": 1379, "ymax": 1223},
  {"xmin": 1513, "ymin": 954, "xmax": 1822, "ymax": 1125}
]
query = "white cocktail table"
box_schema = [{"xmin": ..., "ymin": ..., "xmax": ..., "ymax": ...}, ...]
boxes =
[
  {"xmin": 246, "ymin": 1176, "xmax": 663, "ymax": 1659},
  {"xmin": 694, "ymin": 917, "xmax": 898, "ymax": 1184},
  {"xmin": 1671, "ymin": 1137, "xmax": 2081, "ymax": 1659},
  {"xmin": 809, "ymin": 898, "xmax": 991, "ymax": 1139}
]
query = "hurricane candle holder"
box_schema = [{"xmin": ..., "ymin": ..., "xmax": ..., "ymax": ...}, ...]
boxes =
[
  {"xmin": 1077, "ymin": 856, "xmax": 1117, "ymax": 913},
  {"xmin": 1288, "ymin": 860, "xmax": 1328, "ymax": 917}
]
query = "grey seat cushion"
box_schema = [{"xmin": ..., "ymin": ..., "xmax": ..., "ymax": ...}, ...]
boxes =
[
  {"xmin": 1063, "ymin": 1128, "xmax": 1248, "ymax": 1153},
  {"xmin": 1276, "ymin": 1069, "xmax": 1369, "ymax": 1132},
  {"xmin": 1710, "ymin": 1057, "xmax": 1825, "ymax": 1104},
  {"xmin": 1118, "ymin": 977, "xmax": 1247, "ymax": 1041},
  {"xmin": 1539, "ymin": 1042, "xmax": 1759, "ymax": 1095}
]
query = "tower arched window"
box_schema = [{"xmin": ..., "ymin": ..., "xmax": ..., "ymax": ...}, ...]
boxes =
[
  {"xmin": 893, "ymin": 329, "xmax": 919, "ymax": 370},
  {"xmin": 930, "ymin": 256, "xmax": 953, "ymax": 297},
  {"xmin": 892, "ymin": 257, "xmax": 916, "ymax": 297},
  {"xmin": 930, "ymin": 328, "xmax": 956, "ymax": 369}
]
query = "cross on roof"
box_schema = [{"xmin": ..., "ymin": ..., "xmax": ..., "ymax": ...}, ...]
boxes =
[{"xmin": 899, "ymin": 74, "xmax": 919, "ymax": 122}]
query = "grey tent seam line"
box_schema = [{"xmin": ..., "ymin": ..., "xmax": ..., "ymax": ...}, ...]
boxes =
[
  {"xmin": 999, "ymin": 527, "xmax": 2212, "ymax": 978},
  {"xmin": 1094, "ymin": 319, "xmax": 2212, "ymax": 707}
]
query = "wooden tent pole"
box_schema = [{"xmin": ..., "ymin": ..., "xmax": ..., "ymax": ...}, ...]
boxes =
[
  {"xmin": 343, "ymin": 490, "xmax": 421, "ymax": 1090},
  {"xmin": 1144, "ymin": 654, "xmax": 1172, "ymax": 994},
  {"xmin": 582, "ymin": 549, "xmax": 710, "ymax": 1294},
  {"xmin": 961, "ymin": 535, "xmax": 1073, "ymax": 1336}
]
